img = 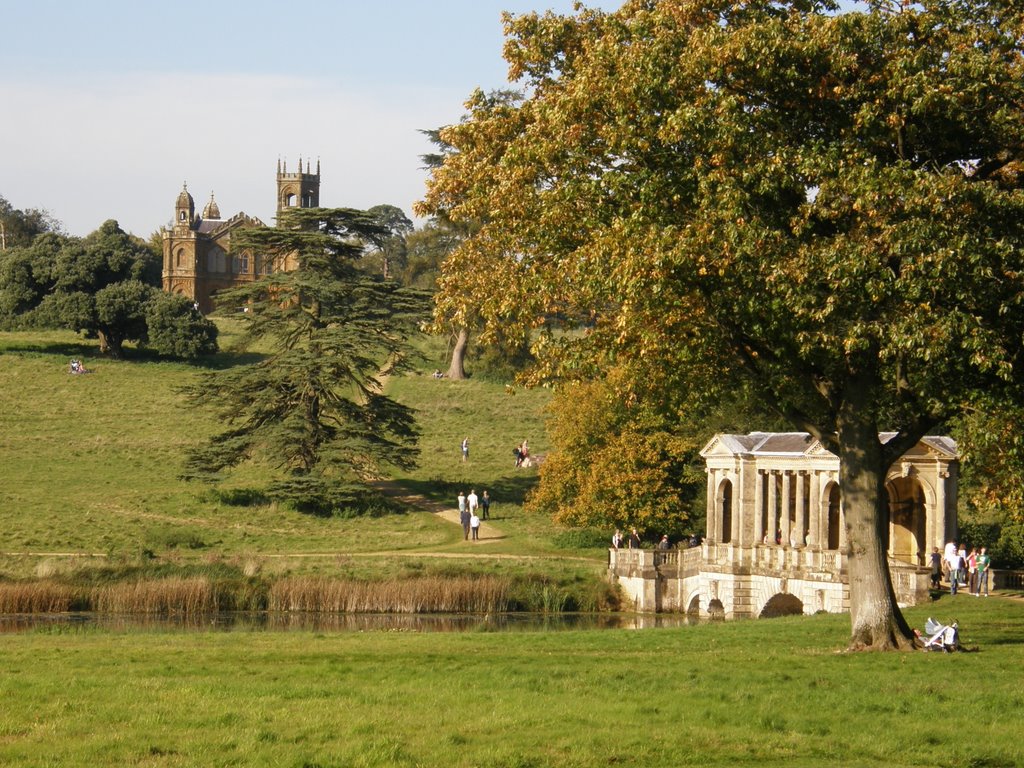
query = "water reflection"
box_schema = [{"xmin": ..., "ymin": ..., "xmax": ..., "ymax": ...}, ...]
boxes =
[{"xmin": 0, "ymin": 611, "xmax": 695, "ymax": 634}]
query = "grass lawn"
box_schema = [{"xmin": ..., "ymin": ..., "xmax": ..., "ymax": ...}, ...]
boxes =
[
  {"xmin": 1, "ymin": 597, "xmax": 1021, "ymax": 767},
  {"xmin": 0, "ymin": 326, "xmax": 584, "ymax": 583}
]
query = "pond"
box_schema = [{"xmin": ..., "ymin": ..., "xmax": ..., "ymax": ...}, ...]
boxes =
[{"xmin": 0, "ymin": 611, "xmax": 697, "ymax": 634}]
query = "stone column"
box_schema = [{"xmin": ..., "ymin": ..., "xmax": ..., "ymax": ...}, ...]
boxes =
[
  {"xmin": 934, "ymin": 468, "xmax": 947, "ymax": 550},
  {"xmin": 706, "ymin": 468, "xmax": 717, "ymax": 542},
  {"xmin": 795, "ymin": 470, "xmax": 806, "ymax": 547},
  {"xmin": 836, "ymin": 474, "xmax": 847, "ymax": 549},
  {"xmin": 753, "ymin": 469, "xmax": 764, "ymax": 545},
  {"xmin": 808, "ymin": 471, "xmax": 821, "ymax": 547},
  {"xmin": 766, "ymin": 471, "xmax": 777, "ymax": 543},
  {"xmin": 781, "ymin": 470, "xmax": 792, "ymax": 545}
]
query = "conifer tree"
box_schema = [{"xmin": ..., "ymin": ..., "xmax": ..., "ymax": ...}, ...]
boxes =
[{"xmin": 181, "ymin": 207, "xmax": 429, "ymax": 514}]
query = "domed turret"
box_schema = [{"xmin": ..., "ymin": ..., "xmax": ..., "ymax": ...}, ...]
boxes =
[
  {"xmin": 175, "ymin": 182, "xmax": 196, "ymax": 228},
  {"xmin": 202, "ymin": 192, "xmax": 221, "ymax": 220}
]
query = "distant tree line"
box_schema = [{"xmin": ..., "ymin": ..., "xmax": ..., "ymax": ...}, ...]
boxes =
[{"xmin": 0, "ymin": 196, "xmax": 216, "ymax": 359}]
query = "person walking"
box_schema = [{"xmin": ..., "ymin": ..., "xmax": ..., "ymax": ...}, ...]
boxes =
[
  {"xmin": 460, "ymin": 505, "xmax": 472, "ymax": 541},
  {"xmin": 461, "ymin": 436, "xmax": 470, "ymax": 463},
  {"xmin": 929, "ymin": 547, "xmax": 942, "ymax": 590},
  {"xmin": 976, "ymin": 547, "xmax": 991, "ymax": 597},
  {"xmin": 467, "ymin": 489, "xmax": 479, "ymax": 515},
  {"xmin": 481, "ymin": 490, "xmax": 491, "ymax": 520},
  {"xmin": 470, "ymin": 510, "xmax": 481, "ymax": 540},
  {"xmin": 946, "ymin": 544, "xmax": 962, "ymax": 596}
]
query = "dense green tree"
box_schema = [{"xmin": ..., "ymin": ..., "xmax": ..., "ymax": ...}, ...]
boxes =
[
  {"xmin": 181, "ymin": 207, "xmax": 428, "ymax": 514},
  {"xmin": 0, "ymin": 233, "xmax": 67, "ymax": 319},
  {"xmin": 145, "ymin": 292, "xmax": 218, "ymax": 359},
  {"xmin": 0, "ymin": 195, "xmax": 62, "ymax": 251},
  {"xmin": 420, "ymin": 0, "xmax": 1024, "ymax": 649},
  {"xmin": 360, "ymin": 204, "xmax": 413, "ymax": 280},
  {"xmin": 0, "ymin": 220, "xmax": 215, "ymax": 359}
]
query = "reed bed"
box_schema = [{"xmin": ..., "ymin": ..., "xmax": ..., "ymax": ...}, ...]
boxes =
[
  {"xmin": 0, "ymin": 572, "xmax": 610, "ymax": 614},
  {"xmin": 0, "ymin": 580, "xmax": 88, "ymax": 612},
  {"xmin": 268, "ymin": 575, "xmax": 511, "ymax": 614},
  {"xmin": 90, "ymin": 577, "xmax": 225, "ymax": 614}
]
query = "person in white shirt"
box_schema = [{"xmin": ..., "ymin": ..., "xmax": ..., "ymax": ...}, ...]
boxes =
[{"xmin": 945, "ymin": 544, "xmax": 962, "ymax": 595}]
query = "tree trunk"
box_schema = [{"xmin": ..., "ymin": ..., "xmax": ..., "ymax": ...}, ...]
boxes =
[
  {"xmin": 447, "ymin": 327, "xmax": 468, "ymax": 380},
  {"xmin": 97, "ymin": 330, "xmax": 123, "ymax": 359},
  {"xmin": 837, "ymin": 388, "xmax": 916, "ymax": 651}
]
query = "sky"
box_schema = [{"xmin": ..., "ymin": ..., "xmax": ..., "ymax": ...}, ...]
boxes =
[
  {"xmin": 1, "ymin": 0, "xmax": 859, "ymax": 239},
  {"xmin": 0, "ymin": 0, "xmax": 616, "ymax": 237}
]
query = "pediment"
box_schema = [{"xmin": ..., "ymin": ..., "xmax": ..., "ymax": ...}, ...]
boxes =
[{"xmin": 700, "ymin": 434, "xmax": 752, "ymax": 458}]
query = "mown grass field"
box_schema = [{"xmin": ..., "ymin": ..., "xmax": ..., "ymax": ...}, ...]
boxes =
[
  {"xmin": 4, "ymin": 327, "xmax": 1024, "ymax": 766},
  {"xmin": 0, "ymin": 325, "xmax": 575, "ymax": 584},
  {"xmin": 2, "ymin": 598, "xmax": 1022, "ymax": 767}
]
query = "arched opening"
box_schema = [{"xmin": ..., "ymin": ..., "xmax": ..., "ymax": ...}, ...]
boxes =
[
  {"xmin": 760, "ymin": 593, "xmax": 803, "ymax": 618},
  {"xmin": 686, "ymin": 595, "xmax": 700, "ymax": 616},
  {"xmin": 825, "ymin": 482, "xmax": 841, "ymax": 550},
  {"xmin": 283, "ymin": 193, "xmax": 297, "ymax": 208},
  {"xmin": 707, "ymin": 598, "xmax": 725, "ymax": 619},
  {"xmin": 887, "ymin": 475, "xmax": 927, "ymax": 565},
  {"xmin": 719, "ymin": 479, "xmax": 733, "ymax": 544}
]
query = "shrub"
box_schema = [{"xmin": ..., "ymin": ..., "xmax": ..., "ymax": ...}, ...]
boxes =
[{"xmin": 145, "ymin": 292, "xmax": 218, "ymax": 359}]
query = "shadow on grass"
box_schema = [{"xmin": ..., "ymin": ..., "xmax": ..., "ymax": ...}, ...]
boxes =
[
  {"xmin": 396, "ymin": 473, "xmax": 540, "ymax": 507},
  {"xmin": 1, "ymin": 338, "xmax": 266, "ymax": 369},
  {"xmin": 2, "ymin": 339, "xmax": 102, "ymax": 360}
]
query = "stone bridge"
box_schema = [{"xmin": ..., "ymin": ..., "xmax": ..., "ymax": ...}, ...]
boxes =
[
  {"xmin": 608, "ymin": 432, "xmax": 956, "ymax": 618},
  {"xmin": 609, "ymin": 542, "xmax": 929, "ymax": 618}
]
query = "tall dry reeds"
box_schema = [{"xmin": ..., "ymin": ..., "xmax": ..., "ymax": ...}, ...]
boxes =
[
  {"xmin": 90, "ymin": 577, "xmax": 223, "ymax": 614},
  {"xmin": 0, "ymin": 581, "xmax": 87, "ymax": 612},
  {"xmin": 268, "ymin": 575, "xmax": 511, "ymax": 614}
]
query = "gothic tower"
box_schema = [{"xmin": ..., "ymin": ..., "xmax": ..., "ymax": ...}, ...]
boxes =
[{"xmin": 276, "ymin": 157, "xmax": 320, "ymax": 216}]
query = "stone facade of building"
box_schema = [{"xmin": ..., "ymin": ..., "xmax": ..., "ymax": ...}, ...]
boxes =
[
  {"xmin": 161, "ymin": 159, "xmax": 320, "ymax": 313},
  {"xmin": 609, "ymin": 432, "xmax": 959, "ymax": 618}
]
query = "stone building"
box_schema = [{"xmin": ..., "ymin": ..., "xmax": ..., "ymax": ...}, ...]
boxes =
[
  {"xmin": 609, "ymin": 431, "xmax": 959, "ymax": 617},
  {"xmin": 161, "ymin": 159, "xmax": 320, "ymax": 313}
]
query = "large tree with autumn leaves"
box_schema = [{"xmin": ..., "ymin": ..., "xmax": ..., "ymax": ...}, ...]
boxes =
[{"xmin": 419, "ymin": 0, "xmax": 1024, "ymax": 649}]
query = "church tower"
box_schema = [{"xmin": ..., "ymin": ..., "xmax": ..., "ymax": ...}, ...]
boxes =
[
  {"xmin": 276, "ymin": 157, "xmax": 320, "ymax": 216},
  {"xmin": 163, "ymin": 160, "xmax": 316, "ymax": 313}
]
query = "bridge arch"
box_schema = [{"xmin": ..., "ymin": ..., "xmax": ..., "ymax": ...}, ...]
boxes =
[
  {"xmin": 686, "ymin": 593, "xmax": 701, "ymax": 616},
  {"xmin": 759, "ymin": 592, "xmax": 804, "ymax": 618}
]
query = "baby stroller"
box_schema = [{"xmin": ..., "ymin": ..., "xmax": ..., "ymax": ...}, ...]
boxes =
[{"xmin": 922, "ymin": 617, "xmax": 960, "ymax": 652}]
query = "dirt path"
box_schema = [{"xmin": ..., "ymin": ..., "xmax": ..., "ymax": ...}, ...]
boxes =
[
  {"xmin": 372, "ymin": 479, "xmax": 504, "ymax": 544},
  {"xmin": 0, "ymin": 483, "xmax": 586, "ymax": 564}
]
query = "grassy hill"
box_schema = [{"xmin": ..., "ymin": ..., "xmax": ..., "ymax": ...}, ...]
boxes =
[{"xmin": 0, "ymin": 325, "xmax": 599, "ymax": 588}]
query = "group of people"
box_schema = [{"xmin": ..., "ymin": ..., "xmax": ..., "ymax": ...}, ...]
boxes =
[
  {"xmin": 457, "ymin": 489, "xmax": 491, "ymax": 540},
  {"xmin": 456, "ymin": 436, "xmax": 535, "ymax": 468},
  {"xmin": 68, "ymin": 359, "xmax": 91, "ymax": 374},
  {"xmin": 611, "ymin": 529, "xmax": 700, "ymax": 550},
  {"xmin": 512, "ymin": 439, "xmax": 530, "ymax": 467},
  {"xmin": 932, "ymin": 541, "xmax": 991, "ymax": 596}
]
